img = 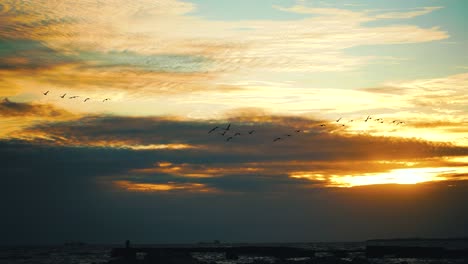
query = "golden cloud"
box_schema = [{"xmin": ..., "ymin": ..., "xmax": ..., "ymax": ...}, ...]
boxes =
[{"xmin": 114, "ymin": 180, "xmax": 215, "ymax": 193}]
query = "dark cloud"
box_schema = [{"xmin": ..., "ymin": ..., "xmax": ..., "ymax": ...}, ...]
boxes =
[
  {"xmin": 1, "ymin": 113, "xmax": 468, "ymax": 244},
  {"xmin": 0, "ymin": 98, "xmax": 74, "ymax": 117},
  {"xmin": 1, "ymin": 140, "xmax": 467, "ymax": 245},
  {"xmin": 7, "ymin": 113, "xmax": 468, "ymax": 191},
  {"xmin": 18, "ymin": 115, "xmax": 468, "ymax": 161}
]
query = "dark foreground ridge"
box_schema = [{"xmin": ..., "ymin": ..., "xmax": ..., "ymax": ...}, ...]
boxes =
[
  {"xmin": 366, "ymin": 246, "xmax": 468, "ymax": 258},
  {"xmin": 108, "ymin": 240, "xmax": 468, "ymax": 264},
  {"xmin": 111, "ymin": 245, "xmax": 316, "ymax": 264}
]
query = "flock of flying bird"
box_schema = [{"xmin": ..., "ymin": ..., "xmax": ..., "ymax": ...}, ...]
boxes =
[
  {"xmin": 208, "ymin": 116, "xmax": 406, "ymax": 142},
  {"xmin": 42, "ymin": 90, "xmax": 111, "ymax": 102}
]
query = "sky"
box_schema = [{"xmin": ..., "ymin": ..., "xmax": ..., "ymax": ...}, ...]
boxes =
[{"xmin": 0, "ymin": 0, "xmax": 467, "ymax": 245}]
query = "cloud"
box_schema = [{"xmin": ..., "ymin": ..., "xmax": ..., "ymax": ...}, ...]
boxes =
[
  {"xmin": 0, "ymin": 98, "xmax": 74, "ymax": 117},
  {"xmin": 273, "ymin": 4, "xmax": 368, "ymax": 18},
  {"xmin": 0, "ymin": 39, "xmax": 74, "ymax": 70},
  {"xmin": 274, "ymin": 4, "xmax": 442, "ymax": 20},
  {"xmin": 114, "ymin": 180, "xmax": 215, "ymax": 193},
  {"xmin": 374, "ymin": 7, "xmax": 443, "ymax": 20},
  {"xmin": 3, "ymin": 113, "xmax": 465, "ymax": 193},
  {"xmin": 358, "ymin": 72, "xmax": 468, "ymax": 142},
  {"xmin": 0, "ymin": 0, "xmax": 467, "ymax": 245},
  {"xmin": 1, "ymin": 138, "xmax": 468, "ymax": 244},
  {"xmin": 14, "ymin": 113, "xmax": 468, "ymax": 155},
  {"xmin": 0, "ymin": 0, "xmax": 451, "ymax": 112},
  {"xmin": 0, "ymin": 98, "xmax": 78, "ymax": 138},
  {"xmin": 1, "ymin": 104, "xmax": 467, "ymax": 241},
  {"xmin": 0, "ymin": 0, "xmax": 448, "ymax": 77}
]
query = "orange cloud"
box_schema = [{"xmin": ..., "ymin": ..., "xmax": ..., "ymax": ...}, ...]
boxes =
[
  {"xmin": 132, "ymin": 162, "xmax": 264, "ymax": 178},
  {"xmin": 114, "ymin": 180, "xmax": 215, "ymax": 193}
]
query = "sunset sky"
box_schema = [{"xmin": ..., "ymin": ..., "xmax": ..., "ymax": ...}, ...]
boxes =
[{"xmin": 1, "ymin": 0, "xmax": 467, "ymax": 244}]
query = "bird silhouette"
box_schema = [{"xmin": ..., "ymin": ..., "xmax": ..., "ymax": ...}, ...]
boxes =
[
  {"xmin": 234, "ymin": 132, "xmax": 241, "ymax": 136},
  {"xmin": 220, "ymin": 130, "xmax": 227, "ymax": 136},
  {"xmin": 60, "ymin": 93, "xmax": 66, "ymax": 98},
  {"xmin": 336, "ymin": 117, "xmax": 342, "ymax": 122},
  {"xmin": 273, "ymin": 137, "xmax": 282, "ymax": 142},
  {"xmin": 103, "ymin": 98, "xmax": 110, "ymax": 102},
  {"xmin": 248, "ymin": 130, "xmax": 255, "ymax": 134},
  {"xmin": 224, "ymin": 123, "xmax": 231, "ymax": 131},
  {"xmin": 295, "ymin": 129, "xmax": 301, "ymax": 133},
  {"xmin": 84, "ymin": 98, "xmax": 90, "ymax": 102},
  {"xmin": 69, "ymin": 96, "xmax": 79, "ymax": 99},
  {"xmin": 226, "ymin": 136, "xmax": 233, "ymax": 141},
  {"xmin": 320, "ymin": 124, "xmax": 326, "ymax": 127},
  {"xmin": 43, "ymin": 91, "xmax": 49, "ymax": 95},
  {"xmin": 208, "ymin": 126, "xmax": 219, "ymax": 134},
  {"xmin": 365, "ymin": 116, "xmax": 371, "ymax": 122}
]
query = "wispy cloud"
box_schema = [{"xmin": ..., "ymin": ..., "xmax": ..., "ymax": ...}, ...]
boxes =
[
  {"xmin": 274, "ymin": 4, "xmax": 442, "ymax": 20},
  {"xmin": 374, "ymin": 7, "xmax": 443, "ymax": 20},
  {"xmin": 0, "ymin": 0, "xmax": 449, "ymax": 91}
]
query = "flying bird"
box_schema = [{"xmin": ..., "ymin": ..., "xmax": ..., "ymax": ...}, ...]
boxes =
[
  {"xmin": 226, "ymin": 137, "xmax": 233, "ymax": 141},
  {"xmin": 320, "ymin": 124, "xmax": 326, "ymax": 127},
  {"xmin": 365, "ymin": 116, "xmax": 371, "ymax": 122},
  {"xmin": 273, "ymin": 137, "xmax": 282, "ymax": 142},
  {"xmin": 336, "ymin": 117, "xmax": 342, "ymax": 122},
  {"xmin": 84, "ymin": 98, "xmax": 90, "ymax": 102},
  {"xmin": 248, "ymin": 130, "xmax": 255, "ymax": 134},
  {"xmin": 208, "ymin": 126, "xmax": 219, "ymax": 134},
  {"xmin": 220, "ymin": 131, "xmax": 227, "ymax": 136},
  {"xmin": 60, "ymin": 93, "xmax": 66, "ymax": 98},
  {"xmin": 103, "ymin": 98, "xmax": 110, "ymax": 102},
  {"xmin": 295, "ymin": 129, "xmax": 301, "ymax": 133},
  {"xmin": 43, "ymin": 91, "xmax": 49, "ymax": 95},
  {"xmin": 224, "ymin": 123, "xmax": 231, "ymax": 131},
  {"xmin": 234, "ymin": 132, "xmax": 241, "ymax": 136},
  {"xmin": 69, "ymin": 96, "xmax": 79, "ymax": 99}
]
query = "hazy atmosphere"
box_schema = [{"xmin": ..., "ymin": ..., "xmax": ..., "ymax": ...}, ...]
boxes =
[{"xmin": 1, "ymin": 0, "xmax": 467, "ymax": 245}]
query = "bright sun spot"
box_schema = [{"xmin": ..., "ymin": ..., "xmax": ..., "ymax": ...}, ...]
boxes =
[{"xmin": 329, "ymin": 167, "xmax": 455, "ymax": 187}]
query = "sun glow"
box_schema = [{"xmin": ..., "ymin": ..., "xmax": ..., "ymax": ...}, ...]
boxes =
[
  {"xmin": 329, "ymin": 167, "xmax": 454, "ymax": 187},
  {"xmin": 290, "ymin": 160, "xmax": 468, "ymax": 188}
]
